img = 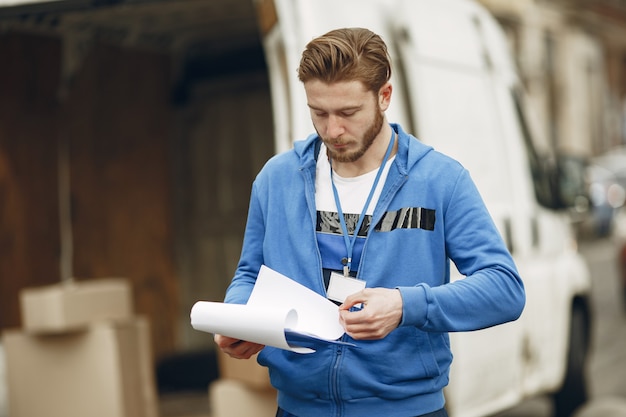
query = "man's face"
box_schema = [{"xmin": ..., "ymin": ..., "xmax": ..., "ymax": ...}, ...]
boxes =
[{"xmin": 304, "ymin": 80, "xmax": 386, "ymax": 163}]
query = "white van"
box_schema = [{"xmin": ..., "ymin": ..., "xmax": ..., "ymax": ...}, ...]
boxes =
[{"xmin": 212, "ymin": 1, "xmax": 592, "ymax": 417}]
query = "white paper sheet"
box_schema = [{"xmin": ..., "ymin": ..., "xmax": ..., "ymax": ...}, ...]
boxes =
[
  {"xmin": 190, "ymin": 265, "xmax": 347, "ymax": 353},
  {"xmin": 190, "ymin": 302, "xmax": 298, "ymax": 350}
]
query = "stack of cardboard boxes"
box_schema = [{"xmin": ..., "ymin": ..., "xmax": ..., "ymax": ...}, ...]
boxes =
[
  {"xmin": 210, "ymin": 350, "xmax": 277, "ymax": 417},
  {"xmin": 1, "ymin": 279, "xmax": 158, "ymax": 417}
]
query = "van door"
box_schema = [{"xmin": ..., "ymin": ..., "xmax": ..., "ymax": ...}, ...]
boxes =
[
  {"xmin": 262, "ymin": 0, "xmax": 527, "ymax": 413},
  {"xmin": 392, "ymin": 1, "xmax": 527, "ymax": 416}
]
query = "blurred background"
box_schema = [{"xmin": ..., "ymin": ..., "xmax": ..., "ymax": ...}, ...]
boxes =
[{"xmin": 0, "ymin": 0, "xmax": 625, "ymax": 416}]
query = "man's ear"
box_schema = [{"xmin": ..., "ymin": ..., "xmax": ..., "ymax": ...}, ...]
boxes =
[{"xmin": 379, "ymin": 82, "xmax": 392, "ymax": 111}]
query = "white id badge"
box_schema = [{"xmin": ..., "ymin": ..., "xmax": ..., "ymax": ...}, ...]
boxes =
[{"xmin": 327, "ymin": 271, "xmax": 366, "ymax": 303}]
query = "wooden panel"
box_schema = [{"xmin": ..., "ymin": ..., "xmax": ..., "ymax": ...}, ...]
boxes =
[
  {"xmin": 64, "ymin": 43, "xmax": 178, "ymax": 359},
  {"xmin": 0, "ymin": 31, "xmax": 272, "ymax": 359},
  {"xmin": 0, "ymin": 32, "xmax": 62, "ymax": 329},
  {"xmin": 174, "ymin": 72, "xmax": 275, "ymax": 349}
]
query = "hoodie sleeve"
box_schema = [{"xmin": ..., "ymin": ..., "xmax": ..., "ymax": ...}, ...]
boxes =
[
  {"xmin": 398, "ymin": 168, "xmax": 525, "ymax": 332},
  {"xmin": 222, "ymin": 180, "xmax": 266, "ymax": 305}
]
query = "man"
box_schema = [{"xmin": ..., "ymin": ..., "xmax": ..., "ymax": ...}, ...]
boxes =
[{"xmin": 214, "ymin": 27, "xmax": 525, "ymax": 417}]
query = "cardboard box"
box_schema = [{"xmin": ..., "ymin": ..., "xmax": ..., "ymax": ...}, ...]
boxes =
[
  {"xmin": 2, "ymin": 317, "xmax": 157, "ymax": 417},
  {"xmin": 20, "ymin": 279, "xmax": 133, "ymax": 333},
  {"xmin": 217, "ymin": 350, "xmax": 272, "ymax": 390},
  {"xmin": 0, "ymin": 343, "xmax": 7, "ymax": 417},
  {"xmin": 210, "ymin": 379, "xmax": 276, "ymax": 417}
]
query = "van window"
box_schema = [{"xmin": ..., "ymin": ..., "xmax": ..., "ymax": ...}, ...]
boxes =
[{"xmin": 511, "ymin": 88, "xmax": 558, "ymax": 209}]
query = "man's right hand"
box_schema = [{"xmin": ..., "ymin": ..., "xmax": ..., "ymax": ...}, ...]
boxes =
[{"xmin": 214, "ymin": 334, "xmax": 265, "ymax": 359}]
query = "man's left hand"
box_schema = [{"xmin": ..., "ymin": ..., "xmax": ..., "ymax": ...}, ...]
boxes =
[{"xmin": 339, "ymin": 288, "xmax": 403, "ymax": 340}]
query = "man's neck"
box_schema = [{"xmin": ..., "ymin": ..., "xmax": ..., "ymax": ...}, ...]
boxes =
[{"xmin": 331, "ymin": 125, "xmax": 396, "ymax": 178}]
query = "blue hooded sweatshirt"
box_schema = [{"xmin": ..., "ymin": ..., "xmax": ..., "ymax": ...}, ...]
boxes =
[{"xmin": 223, "ymin": 124, "xmax": 525, "ymax": 417}]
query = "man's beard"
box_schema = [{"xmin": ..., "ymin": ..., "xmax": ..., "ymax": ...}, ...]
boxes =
[{"xmin": 323, "ymin": 109, "xmax": 384, "ymax": 163}]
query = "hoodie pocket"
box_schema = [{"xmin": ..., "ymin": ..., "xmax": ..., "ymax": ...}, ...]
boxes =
[
  {"xmin": 340, "ymin": 327, "xmax": 450, "ymax": 400},
  {"xmin": 258, "ymin": 345, "xmax": 335, "ymax": 400}
]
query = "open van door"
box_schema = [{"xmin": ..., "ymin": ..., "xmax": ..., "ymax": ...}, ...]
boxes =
[
  {"xmin": 258, "ymin": 2, "xmax": 526, "ymax": 413},
  {"xmin": 391, "ymin": 1, "xmax": 526, "ymax": 416},
  {"xmin": 392, "ymin": 1, "xmax": 591, "ymax": 417}
]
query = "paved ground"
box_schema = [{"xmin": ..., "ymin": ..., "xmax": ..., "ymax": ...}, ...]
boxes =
[
  {"xmin": 573, "ymin": 397, "xmax": 626, "ymax": 417},
  {"xmin": 492, "ymin": 236, "xmax": 626, "ymax": 417}
]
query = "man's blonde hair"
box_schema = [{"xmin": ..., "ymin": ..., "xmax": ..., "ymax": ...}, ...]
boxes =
[{"xmin": 297, "ymin": 27, "xmax": 392, "ymax": 93}]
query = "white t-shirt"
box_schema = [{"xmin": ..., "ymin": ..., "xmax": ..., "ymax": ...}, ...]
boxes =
[
  {"xmin": 314, "ymin": 142, "xmax": 395, "ymax": 273},
  {"xmin": 315, "ymin": 143, "xmax": 395, "ymax": 215}
]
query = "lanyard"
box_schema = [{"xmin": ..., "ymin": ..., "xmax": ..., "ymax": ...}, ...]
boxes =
[{"xmin": 330, "ymin": 129, "xmax": 395, "ymax": 276}]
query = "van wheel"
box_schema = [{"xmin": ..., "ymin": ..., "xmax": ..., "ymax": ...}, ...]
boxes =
[{"xmin": 552, "ymin": 303, "xmax": 590, "ymax": 417}]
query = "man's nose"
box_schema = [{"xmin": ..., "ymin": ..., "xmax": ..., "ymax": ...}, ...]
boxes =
[{"xmin": 326, "ymin": 114, "xmax": 345, "ymax": 138}]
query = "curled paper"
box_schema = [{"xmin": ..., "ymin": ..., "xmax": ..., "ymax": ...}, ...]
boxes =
[
  {"xmin": 190, "ymin": 265, "xmax": 347, "ymax": 353},
  {"xmin": 190, "ymin": 302, "xmax": 300, "ymax": 351}
]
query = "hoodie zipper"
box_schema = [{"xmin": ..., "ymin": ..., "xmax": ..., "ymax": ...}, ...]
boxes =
[{"xmin": 330, "ymin": 344, "xmax": 345, "ymax": 417}]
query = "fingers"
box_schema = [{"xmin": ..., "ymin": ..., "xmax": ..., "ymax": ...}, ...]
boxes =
[
  {"xmin": 339, "ymin": 305, "xmax": 388, "ymax": 339},
  {"xmin": 338, "ymin": 288, "xmax": 403, "ymax": 340},
  {"xmin": 226, "ymin": 341, "xmax": 264, "ymax": 359},
  {"xmin": 214, "ymin": 334, "xmax": 265, "ymax": 359},
  {"xmin": 339, "ymin": 292, "xmax": 365, "ymax": 311},
  {"xmin": 213, "ymin": 334, "xmax": 240, "ymax": 348}
]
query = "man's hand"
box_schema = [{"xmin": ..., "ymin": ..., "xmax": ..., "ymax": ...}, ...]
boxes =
[
  {"xmin": 339, "ymin": 288, "xmax": 403, "ymax": 340},
  {"xmin": 214, "ymin": 334, "xmax": 264, "ymax": 359}
]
